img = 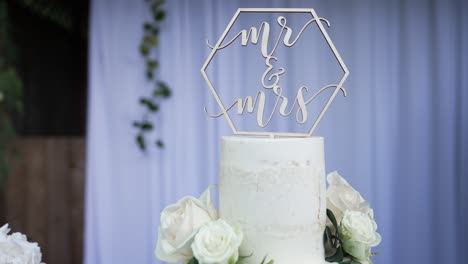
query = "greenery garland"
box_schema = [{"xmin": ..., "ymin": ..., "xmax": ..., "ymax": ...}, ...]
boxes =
[{"xmin": 133, "ymin": 0, "xmax": 171, "ymax": 151}]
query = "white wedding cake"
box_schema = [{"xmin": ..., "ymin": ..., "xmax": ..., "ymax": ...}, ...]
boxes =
[
  {"xmin": 219, "ymin": 137, "xmax": 327, "ymax": 264},
  {"xmin": 155, "ymin": 8, "xmax": 381, "ymax": 264}
]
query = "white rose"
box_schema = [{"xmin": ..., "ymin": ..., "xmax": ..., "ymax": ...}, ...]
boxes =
[
  {"xmin": 192, "ymin": 219, "xmax": 243, "ymax": 264},
  {"xmin": 155, "ymin": 186, "xmax": 218, "ymax": 263},
  {"xmin": 339, "ymin": 211, "xmax": 381, "ymax": 262},
  {"xmin": 0, "ymin": 224, "xmax": 45, "ymax": 264},
  {"xmin": 326, "ymin": 171, "xmax": 373, "ymax": 222}
]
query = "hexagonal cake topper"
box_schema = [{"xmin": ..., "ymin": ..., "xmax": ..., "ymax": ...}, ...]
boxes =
[{"xmin": 201, "ymin": 8, "xmax": 349, "ymax": 137}]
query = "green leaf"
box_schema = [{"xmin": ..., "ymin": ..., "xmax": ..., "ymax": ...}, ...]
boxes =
[
  {"xmin": 0, "ymin": 68, "xmax": 23, "ymax": 112},
  {"xmin": 141, "ymin": 123, "xmax": 153, "ymax": 130},
  {"xmin": 136, "ymin": 134, "xmax": 145, "ymax": 150},
  {"xmin": 133, "ymin": 121, "xmax": 154, "ymax": 131},
  {"xmin": 187, "ymin": 257, "xmax": 199, "ymax": 264},
  {"xmin": 139, "ymin": 44, "xmax": 150, "ymax": 56},
  {"xmin": 260, "ymin": 256, "xmax": 274, "ymax": 264},
  {"xmin": 326, "ymin": 246, "xmax": 344, "ymax": 262},
  {"xmin": 146, "ymin": 70, "xmax": 154, "ymax": 80},
  {"xmin": 154, "ymin": 10, "xmax": 166, "ymax": 21},
  {"xmin": 143, "ymin": 22, "xmax": 154, "ymax": 32},
  {"xmin": 146, "ymin": 59, "xmax": 159, "ymax": 70},
  {"xmin": 324, "ymin": 226, "xmax": 333, "ymax": 245},
  {"xmin": 139, "ymin": 98, "xmax": 159, "ymax": 112},
  {"xmin": 143, "ymin": 34, "xmax": 159, "ymax": 47},
  {"xmin": 153, "ymin": 81, "xmax": 171, "ymax": 98},
  {"xmin": 155, "ymin": 140, "xmax": 164, "ymax": 148},
  {"xmin": 327, "ymin": 209, "xmax": 339, "ymax": 232}
]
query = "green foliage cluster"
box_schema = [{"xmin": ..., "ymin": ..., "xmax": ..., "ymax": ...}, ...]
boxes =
[
  {"xmin": 324, "ymin": 209, "xmax": 365, "ymax": 264},
  {"xmin": 134, "ymin": 0, "xmax": 171, "ymax": 151},
  {"xmin": 0, "ymin": 0, "xmax": 23, "ymax": 184},
  {"xmin": 324, "ymin": 209, "xmax": 347, "ymax": 263}
]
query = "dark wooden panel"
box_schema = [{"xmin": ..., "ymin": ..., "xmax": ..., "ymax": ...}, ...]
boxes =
[
  {"xmin": 25, "ymin": 138, "xmax": 48, "ymax": 260},
  {"xmin": 46, "ymin": 138, "xmax": 72, "ymax": 264},
  {"xmin": 69, "ymin": 138, "xmax": 85, "ymax": 264},
  {"xmin": 4, "ymin": 137, "xmax": 85, "ymax": 264},
  {"xmin": 6, "ymin": 140, "xmax": 28, "ymax": 233}
]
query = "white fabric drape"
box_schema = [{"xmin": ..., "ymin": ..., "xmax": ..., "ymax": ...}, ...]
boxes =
[{"xmin": 85, "ymin": 0, "xmax": 468, "ymax": 264}]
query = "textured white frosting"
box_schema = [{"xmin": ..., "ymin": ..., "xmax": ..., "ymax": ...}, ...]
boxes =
[{"xmin": 219, "ymin": 136, "xmax": 327, "ymax": 264}]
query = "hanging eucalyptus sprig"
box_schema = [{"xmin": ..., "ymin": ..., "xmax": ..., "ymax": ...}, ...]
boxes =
[{"xmin": 134, "ymin": 0, "xmax": 171, "ymax": 151}]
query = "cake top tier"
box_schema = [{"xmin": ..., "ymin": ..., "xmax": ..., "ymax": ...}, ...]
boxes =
[
  {"xmin": 221, "ymin": 136, "xmax": 325, "ymax": 169},
  {"xmin": 202, "ymin": 8, "xmax": 349, "ymax": 137}
]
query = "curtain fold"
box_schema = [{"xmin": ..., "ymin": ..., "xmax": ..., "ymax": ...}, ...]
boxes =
[{"xmin": 85, "ymin": 0, "xmax": 468, "ymax": 263}]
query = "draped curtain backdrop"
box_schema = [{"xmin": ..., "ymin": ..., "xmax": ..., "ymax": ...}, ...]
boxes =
[{"xmin": 85, "ymin": 0, "xmax": 468, "ymax": 264}]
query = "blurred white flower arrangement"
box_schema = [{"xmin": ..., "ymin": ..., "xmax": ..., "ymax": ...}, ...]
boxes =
[{"xmin": 0, "ymin": 224, "xmax": 45, "ymax": 264}]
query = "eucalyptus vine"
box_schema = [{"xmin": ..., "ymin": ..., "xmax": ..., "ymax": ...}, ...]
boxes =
[{"xmin": 134, "ymin": 0, "xmax": 171, "ymax": 150}]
